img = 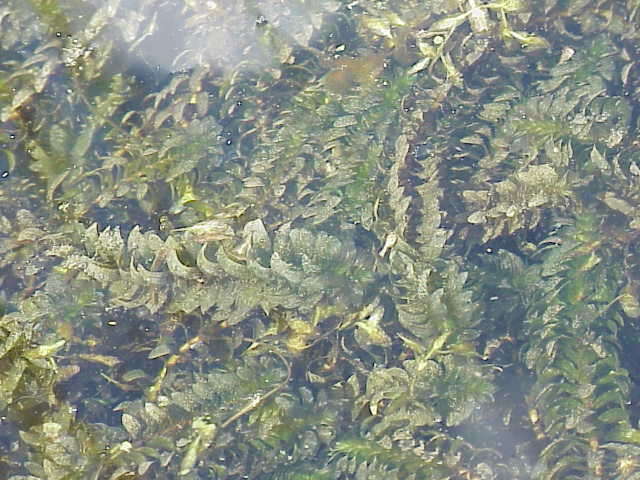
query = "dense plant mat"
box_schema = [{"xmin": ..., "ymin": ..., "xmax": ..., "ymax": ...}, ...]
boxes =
[{"xmin": 1, "ymin": 0, "xmax": 640, "ymax": 478}]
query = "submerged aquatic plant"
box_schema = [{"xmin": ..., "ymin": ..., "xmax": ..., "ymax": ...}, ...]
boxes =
[{"xmin": 1, "ymin": 0, "xmax": 640, "ymax": 479}]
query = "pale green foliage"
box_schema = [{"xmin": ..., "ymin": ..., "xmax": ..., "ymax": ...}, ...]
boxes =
[
  {"xmin": 465, "ymin": 163, "xmax": 572, "ymax": 242},
  {"xmin": 361, "ymin": 354, "xmax": 494, "ymax": 433},
  {"xmin": 53, "ymin": 220, "xmax": 375, "ymax": 323}
]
